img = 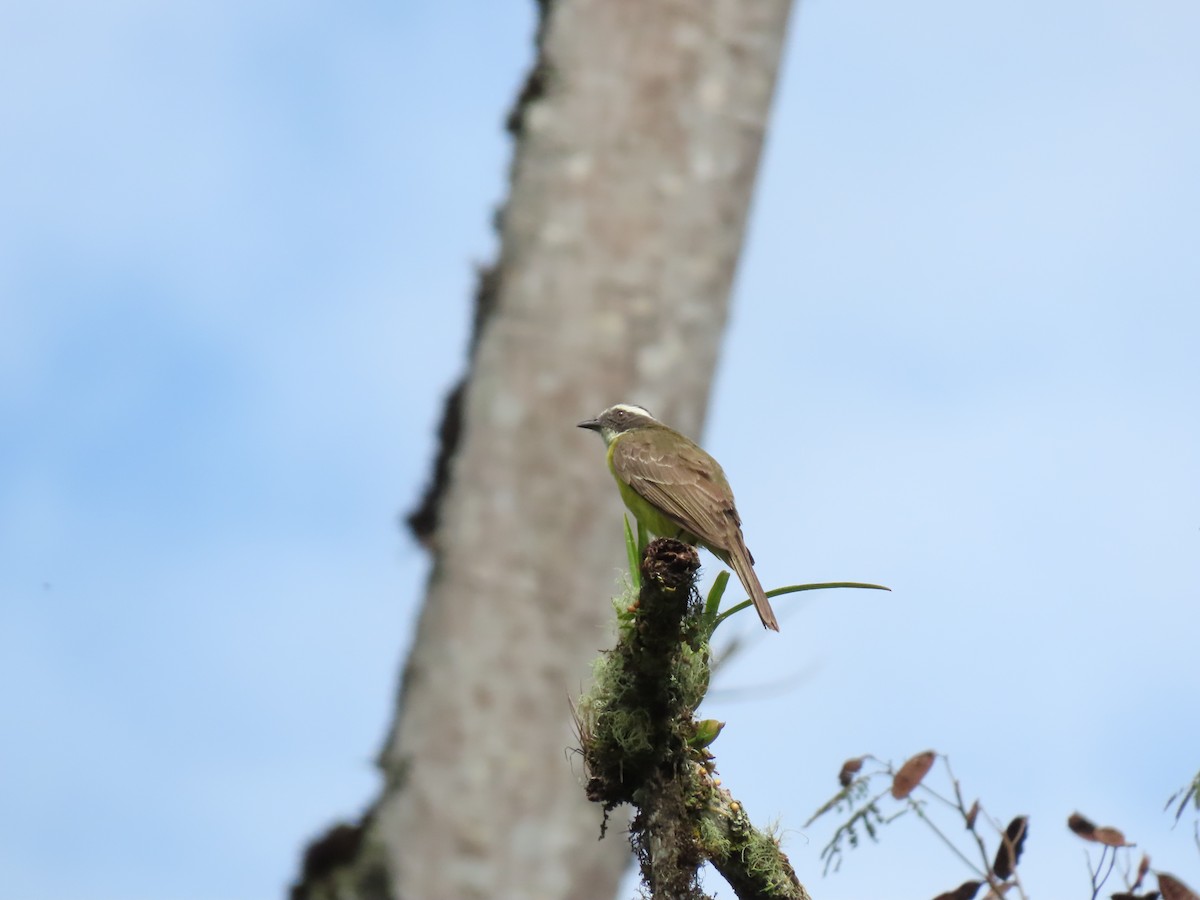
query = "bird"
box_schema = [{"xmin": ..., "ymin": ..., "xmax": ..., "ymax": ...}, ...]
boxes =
[{"xmin": 578, "ymin": 403, "xmax": 779, "ymax": 631}]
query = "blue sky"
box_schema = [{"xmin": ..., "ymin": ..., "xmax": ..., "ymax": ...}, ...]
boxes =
[{"xmin": 2, "ymin": 2, "xmax": 1197, "ymax": 899}]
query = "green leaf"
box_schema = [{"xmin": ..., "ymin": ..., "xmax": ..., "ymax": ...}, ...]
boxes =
[
  {"xmin": 701, "ymin": 570, "xmax": 730, "ymax": 636},
  {"xmin": 712, "ymin": 581, "xmax": 891, "ymax": 630},
  {"xmin": 690, "ymin": 718, "xmax": 725, "ymax": 748},
  {"xmin": 623, "ymin": 516, "xmax": 641, "ymax": 592}
]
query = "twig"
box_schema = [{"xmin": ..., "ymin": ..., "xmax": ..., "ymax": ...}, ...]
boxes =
[{"xmin": 909, "ymin": 798, "xmax": 986, "ymax": 877}]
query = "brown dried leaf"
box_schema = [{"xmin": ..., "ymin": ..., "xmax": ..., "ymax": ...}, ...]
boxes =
[
  {"xmin": 931, "ymin": 880, "xmax": 984, "ymax": 900},
  {"xmin": 839, "ymin": 756, "xmax": 864, "ymax": 787},
  {"xmin": 1158, "ymin": 873, "xmax": 1200, "ymax": 900},
  {"xmin": 991, "ymin": 815, "xmax": 1028, "ymax": 881},
  {"xmin": 1067, "ymin": 811, "xmax": 1097, "ymax": 840},
  {"xmin": 892, "ymin": 750, "xmax": 937, "ymax": 800},
  {"xmin": 1094, "ymin": 825, "xmax": 1129, "ymax": 847}
]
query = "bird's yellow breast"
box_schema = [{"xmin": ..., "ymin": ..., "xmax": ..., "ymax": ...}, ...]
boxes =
[{"xmin": 606, "ymin": 436, "xmax": 698, "ymax": 543}]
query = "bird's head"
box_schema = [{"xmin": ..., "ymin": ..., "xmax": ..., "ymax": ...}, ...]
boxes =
[{"xmin": 578, "ymin": 403, "xmax": 658, "ymax": 445}]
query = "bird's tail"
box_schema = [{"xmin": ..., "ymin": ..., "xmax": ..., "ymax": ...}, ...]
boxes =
[{"xmin": 726, "ymin": 537, "xmax": 779, "ymax": 631}]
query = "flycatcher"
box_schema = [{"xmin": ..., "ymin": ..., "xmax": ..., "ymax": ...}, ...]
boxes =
[{"xmin": 578, "ymin": 404, "xmax": 779, "ymax": 631}]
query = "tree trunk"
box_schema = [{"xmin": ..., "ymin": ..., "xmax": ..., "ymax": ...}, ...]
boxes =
[{"xmin": 290, "ymin": 1, "xmax": 794, "ymax": 897}]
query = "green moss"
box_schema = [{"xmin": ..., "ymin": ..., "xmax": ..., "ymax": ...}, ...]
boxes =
[
  {"xmin": 697, "ymin": 811, "xmax": 732, "ymax": 858},
  {"xmin": 672, "ymin": 640, "xmax": 710, "ymax": 709}
]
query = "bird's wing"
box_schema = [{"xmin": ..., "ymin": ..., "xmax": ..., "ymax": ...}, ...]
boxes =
[{"xmin": 610, "ymin": 435, "xmax": 739, "ymax": 550}]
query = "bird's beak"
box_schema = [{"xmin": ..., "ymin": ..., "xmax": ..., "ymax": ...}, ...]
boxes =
[{"xmin": 577, "ymin": 418, "xmax": 602, "ymax": 431}]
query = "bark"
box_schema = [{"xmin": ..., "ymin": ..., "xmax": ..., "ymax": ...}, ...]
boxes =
[{"xmin": 290, "ymin": 0, "xmax": 794, "ymax": 897}]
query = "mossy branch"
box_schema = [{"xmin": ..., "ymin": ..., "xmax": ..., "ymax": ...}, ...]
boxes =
[{"xmin": 575, "ymin": 538, "xmax": 810, "ymax": 900}]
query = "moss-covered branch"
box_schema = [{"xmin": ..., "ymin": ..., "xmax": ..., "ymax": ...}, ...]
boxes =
[{"xmin": 576, "ymin": 538, "xmax": 810, "ymax": 900}]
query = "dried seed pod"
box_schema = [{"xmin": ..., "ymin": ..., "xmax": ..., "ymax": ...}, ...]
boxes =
[
  {"xmin": 966, "ymin": 799, "xmax": 980, "ymax": 830},
  {"xmin": 1135, "ymin": 854, "xmax": 1150, "ymax": 889},
  {"xmin": 1158, "ymin": 872, "xmax": 1200, "ymax": 900},
  {"xmin": 838, "ymin": 757, "xmax": 864, "ymax": 787},
  {"xmin": 1067, "ymin": 812, "xmax": 1097, "ymax": 840},
  {"xmin": 1094, "ymin": 826, "xmax": 1129, "ymax": 847},
  {"xmin": 891, "ymin": 750, "xmax": 936, "ymax": 800},
  {"xmin": 931, "ymin": 880, "xmax": 984, "ymax": 900},
  {"xmin": 992, "ymin": 816, "xmax": 1028, "ymax": 880}
]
